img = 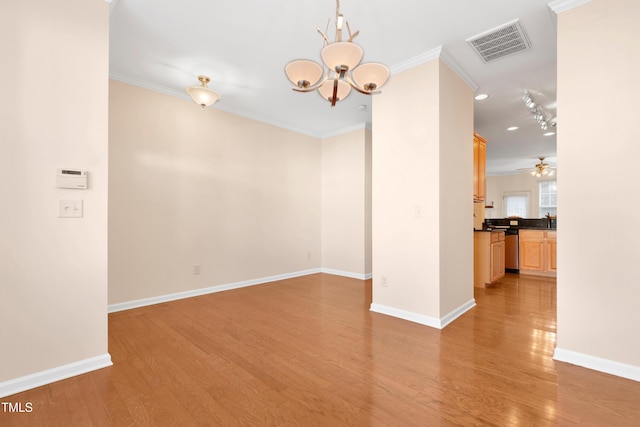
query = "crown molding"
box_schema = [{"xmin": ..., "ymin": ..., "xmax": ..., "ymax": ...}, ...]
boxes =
[
  {"xmin": 389, "ymin": 46, "xmax": 442, "ymax": 75},
  {"xmin": 110, "ymin": 45, "xmax": 475, "ymax": 141},
  {"xmin": 319, "ymin": 123, "xmax": 367, "ymax": 140},
  {"xmin": 109, "ymin": 71, "xmax": 328, "ymax": 139},
  {"xmin": 389, "ymin": 45, "xmax": 478, "ymax": 92},
  {"xmin": 103, "ymin": 0, "xmax": 118, "ymax": 15},
  {"xmin": 439, "ymin": 48, "xmax": 479, "ymax": 92},
  {"xmin": 548, "ymin": 0, "xmax": 592, "ymax": 14},
  {"xmin": 110, "ymin": 71, "xmax": 187, "ymax": 101}
]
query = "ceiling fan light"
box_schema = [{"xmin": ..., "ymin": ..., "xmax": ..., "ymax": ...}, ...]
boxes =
[
  {"xmin": 321, "ymin": 42, "xmax": 363, "ymax": 72},
  {"xmin": 186, "ymin": 76, "xmax": 221, "ymax": 107},
  {"xmin": 318, "ymin": 79, "xmax": 351, "ymax": 103},
  {"xmin": 352, "ymin": 62, "xmax": 390, "ymax": 92},
  {"xmin": 285, "ymin": 59, "xmax": 324, "ymax": 89}
]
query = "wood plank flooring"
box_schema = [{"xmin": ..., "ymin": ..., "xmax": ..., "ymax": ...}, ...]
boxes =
[{"xmin": 3, "ymin": 273, "xmax": 640, "ymax": 426}]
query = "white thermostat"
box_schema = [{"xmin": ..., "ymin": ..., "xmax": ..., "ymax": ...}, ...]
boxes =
[{"xmin": 56, "ymin": 169, "xmax": 88, "ymax": 189}]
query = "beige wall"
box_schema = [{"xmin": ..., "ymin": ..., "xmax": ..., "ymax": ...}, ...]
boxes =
[
  {"xmin": 365, "ymin": 129, "xmax": 373, "ymax": 274},
  {"xmin": 371, "ymin": 59, "xmax": 474, "ymax": 325},
  {"xmin": 0, "ymin": 0, "xmax": 110, "ymax": 384},
  {"xmin": 109, "ymin": 81, "xmax": 322, "ymax": 304},
  {"xmin": 485, "ymin": 173, "xmax": 558, "ymax": 219},
  {"xmin": 321, "ymin": 128, "xmax": 372, "ymax": 277},
  {"xmin": 555, "ymin": 0, "xmax": 640, "ymax": 375},
  {"xmin": 437, "ymin": 61, "xmax": 475, "ymax": 316}
]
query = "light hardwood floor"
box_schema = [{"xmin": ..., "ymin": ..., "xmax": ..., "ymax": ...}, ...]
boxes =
[{"xmin": 3, "ymin": 273, "xmax": 640, "ymax": 426}]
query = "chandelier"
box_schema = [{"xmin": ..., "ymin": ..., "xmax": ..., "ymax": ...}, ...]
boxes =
[
  {"xmin": 522, "ymin": 90, "xmax": 554, "ymax": 131},
  {"xmin": 284, "ymin": 0, "xmax": 389, "ymax": 106}
]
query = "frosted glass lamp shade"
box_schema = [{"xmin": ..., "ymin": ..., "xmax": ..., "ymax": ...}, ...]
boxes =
[
  {"xmin": 352, "ymin": 62, "xmax": 390, "ymax": 92},
  {"xmin": 285, "ymin": 60, "xmax": 324, "ymax": 89},
  {"xmin": 186, "ymin": 76, "xmax": 221, "ymax": 107},
  {"xmin": 187, "ymin": 87, "xmax": 221, "ymax": 107},
  {"xmin": 321, "ymin": 42, "xmax": 363, "ymax": 72},
  {"xmin": 318, "ymin": 79, "xmax": 351, "ymax": 103}
]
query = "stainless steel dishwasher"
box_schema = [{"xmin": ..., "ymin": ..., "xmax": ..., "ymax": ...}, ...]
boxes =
[{"xmin": 504, "ymin": 228, "xmax": 519, "ymax": 273}]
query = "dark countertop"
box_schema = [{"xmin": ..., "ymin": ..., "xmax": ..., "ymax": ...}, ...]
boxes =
[{"xmin": 479, "ymin": 227, "xmax": 556, "ymax": 232}]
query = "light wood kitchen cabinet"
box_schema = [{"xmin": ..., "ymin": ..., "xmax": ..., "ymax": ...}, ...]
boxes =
[
  {"xmin": 473, "ymin": 132, "xmax": 487, "ymax": 202},
  {"xmin": 474, "ymin": 231, "xmax": 505, "ymax": 287},
  {"xmin": 519, "ymin": 230, "xmax": 556, "ymax": 276},
  {"xmin": 490, "ymin": 233, "xmax": 506, "ymax": 283},
  {"xmin": 546, "ymin": 231, "xmax": 557, "ymax": 272}
]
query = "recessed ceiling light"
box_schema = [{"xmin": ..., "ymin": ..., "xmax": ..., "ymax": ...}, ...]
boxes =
[
  {"xmin": 544, "ymin": 132, "xmax": 556, "ymax": 136},
  {"xmin": 474, "ymin": 93, "xmax": 489, "ymax": 100},
  {"xmin": 357, "ymin": 104, "xmax": 367, "ymax": 111},
  {"xmin": 507, "ymin": 126, "xmax": 519, "ymax": 131}
]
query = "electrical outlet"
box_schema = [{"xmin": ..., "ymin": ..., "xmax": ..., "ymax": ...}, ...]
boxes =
[{"xmin": 193, "ymin": 264, "xmax": 201, "ymax": 275}]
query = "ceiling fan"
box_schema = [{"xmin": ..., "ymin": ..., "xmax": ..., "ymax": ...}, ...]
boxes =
[{"xmin": 518, "ymin": 157, "xmax": 556, "ymax": 177}]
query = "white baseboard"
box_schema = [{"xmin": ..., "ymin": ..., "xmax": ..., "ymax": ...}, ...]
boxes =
[
  {"xmin": 109, "ymin": 268, "xmax": 322, "ymax": 313},
  {"xmin": 440, "ymin": 299, "xmax": 477, "ymax": 328},
  {"xmin": 553, "ymin": 348, "xmax": 640, "ymax": 382},
  {"xmin": 370, "ymin": 303, "xmax": 441, "ymax": 328},
  {"xmin": 109, "ymin": 268, "xmax": 374, "ymax": 314},
  {"xmin": 0, "ymin": 353, "xmax": 112, "ymax": 398},
  {"xmin": 370, "ymin": 298, "xmax": 476, "ymax": 329},
  {"xmin": 320, "ymin": 268, "xmax": 372, "ymax": 280}
]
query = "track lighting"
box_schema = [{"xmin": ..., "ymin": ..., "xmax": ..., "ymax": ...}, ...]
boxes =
[{"xmin": 522, "ymin": 90, "xmax": 555, "ymax": 131}]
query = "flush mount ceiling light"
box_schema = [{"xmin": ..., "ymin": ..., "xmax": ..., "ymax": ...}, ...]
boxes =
[
  {"xmin": 522, "ymin": 90, "xmax": 556, "ymax": 131},
  {"xmin": 186, "ymin": 75, "xmax": 221, "ymax": 108},
  {"xmin": 284, "ymin": 0, "xmax": 389, "ymax": 107},
  {"xmin": 475, "ymin": 93, "xmax": 489, "ymax": 100}
]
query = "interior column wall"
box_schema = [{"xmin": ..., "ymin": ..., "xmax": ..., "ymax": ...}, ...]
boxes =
[
  {"xmin": 555, "ymin": 0, "xmax": 640, "ymax": 376},
  {"xmin": 0, "ymin": 0, "xmax": 110, "ymax": 384},
  {"xmin": 371, "ymin": 58, "xmax": 474, "ymax": 326},
  {"xmin": 437, "ymin": 61, "xmax": 475, "ymax": 317}
]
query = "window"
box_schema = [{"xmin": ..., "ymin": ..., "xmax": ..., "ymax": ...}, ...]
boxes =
[
  {"xmin": 539, "ymin": 181, "xmax": 557, "ymax": 217},
  {"xmin": 503, "ymin": 192, "xmax": 530, "ymax": 217}
]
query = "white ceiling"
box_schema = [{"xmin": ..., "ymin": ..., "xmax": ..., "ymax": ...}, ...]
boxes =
[{"xmin": 108, "ymin": 0, "xmax": 560, "ymax": 175}]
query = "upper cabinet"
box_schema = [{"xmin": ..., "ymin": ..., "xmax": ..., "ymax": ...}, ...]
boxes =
[{"xmin": 473, "ymin": 132, "xmax": 487, "ymax": 202}]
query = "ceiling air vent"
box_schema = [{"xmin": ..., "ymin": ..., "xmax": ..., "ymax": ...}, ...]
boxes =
[{"xmin": 466, "ymin": 19, "xmax": 531, "ymax": 63}]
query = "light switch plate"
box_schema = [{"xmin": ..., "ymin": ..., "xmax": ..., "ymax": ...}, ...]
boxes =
[{"xmin": 58, "ymin": 200, "xmax": 83, "ymax": 218}]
